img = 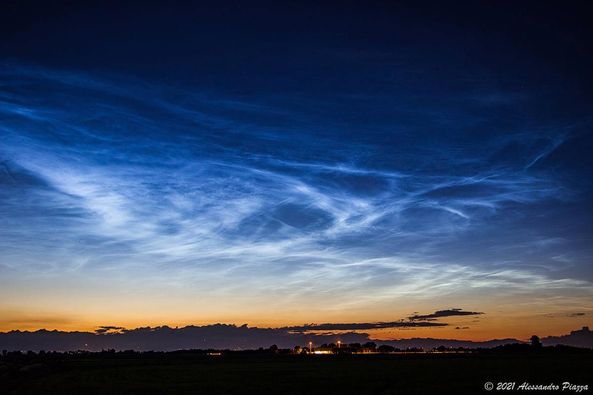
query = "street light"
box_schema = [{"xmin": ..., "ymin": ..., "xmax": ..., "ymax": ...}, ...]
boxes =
[
  {"xmin": 337, "ymin": 340, "xmax": 341, "ymax": 348},
  {"xmin": 308, "ymin": 341, "xmax": 313, "ymax": 353}
]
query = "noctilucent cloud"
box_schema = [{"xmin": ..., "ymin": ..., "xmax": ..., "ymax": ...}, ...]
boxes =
[{"xmin": 1, "ymin": 1, "xmax": 592, "ymax": 340}]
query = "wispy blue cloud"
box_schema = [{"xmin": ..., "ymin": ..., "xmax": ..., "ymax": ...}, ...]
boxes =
[{"xmin": 0, "ymin": 63, "xmax": 591, "ymax": 324}]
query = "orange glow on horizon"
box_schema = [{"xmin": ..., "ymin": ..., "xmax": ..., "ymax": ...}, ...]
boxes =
[{"xmin": 1, "ymin": 310, "xmax": 590, "ymax": 342}]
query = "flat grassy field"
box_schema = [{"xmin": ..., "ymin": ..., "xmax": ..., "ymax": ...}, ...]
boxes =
[{"xmin": 2, "ymin": 352, "xmax": 591, "ymax": 394}]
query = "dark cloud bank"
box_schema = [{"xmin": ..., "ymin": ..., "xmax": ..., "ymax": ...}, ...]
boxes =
[
  {"xmin": 0, "ymin": 309, "xmax": 480, "ymax": 351},
  {"xmin": 2, "ymin": 310, "xmax": 590, "ymax": 351},
  {"xmin": 1, "ymin": 325, "xmax": 591, "ymax": 352},
  {"xmin": 408, "ymin": 309, "xmax": 484, "ymax": 321},
  {"xmin": 0, "ymin": 324, "xmax": 511, "ymax": 352}
]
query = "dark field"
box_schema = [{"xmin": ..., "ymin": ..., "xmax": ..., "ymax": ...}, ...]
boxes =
[{"xmin": 1, "ymin": 352, "xmax": 592, "ymax": 394}]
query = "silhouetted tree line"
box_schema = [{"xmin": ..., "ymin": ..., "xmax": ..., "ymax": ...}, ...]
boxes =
[{"xmin": 4, "ymin": 333, "xmax": 590, "ymax": 364}]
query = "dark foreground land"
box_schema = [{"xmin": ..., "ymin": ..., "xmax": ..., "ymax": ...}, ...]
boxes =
[{"xmin": 1, "ymin": 351, "xmax": 592, "ymax": 394}]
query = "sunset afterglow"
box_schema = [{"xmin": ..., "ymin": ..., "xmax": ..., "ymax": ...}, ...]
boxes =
[{"xmin": 1, "ymin": 2, "xmax": 592, "ymax": 345}]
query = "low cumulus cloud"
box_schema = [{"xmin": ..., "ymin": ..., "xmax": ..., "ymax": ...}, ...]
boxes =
[{"xmin": 95, "ymin": 326, "xmax": 125, "ymax": 334}]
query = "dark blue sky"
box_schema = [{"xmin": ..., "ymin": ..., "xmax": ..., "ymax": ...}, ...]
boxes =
[{"xmin": 0, "ymin": 1, "xmax": 592, "ymax": 337}]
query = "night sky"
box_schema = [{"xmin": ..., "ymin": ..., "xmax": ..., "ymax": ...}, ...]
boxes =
[{"xmin": 1, "ymin": 1, "xmax": 592, "ymax": 340}]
